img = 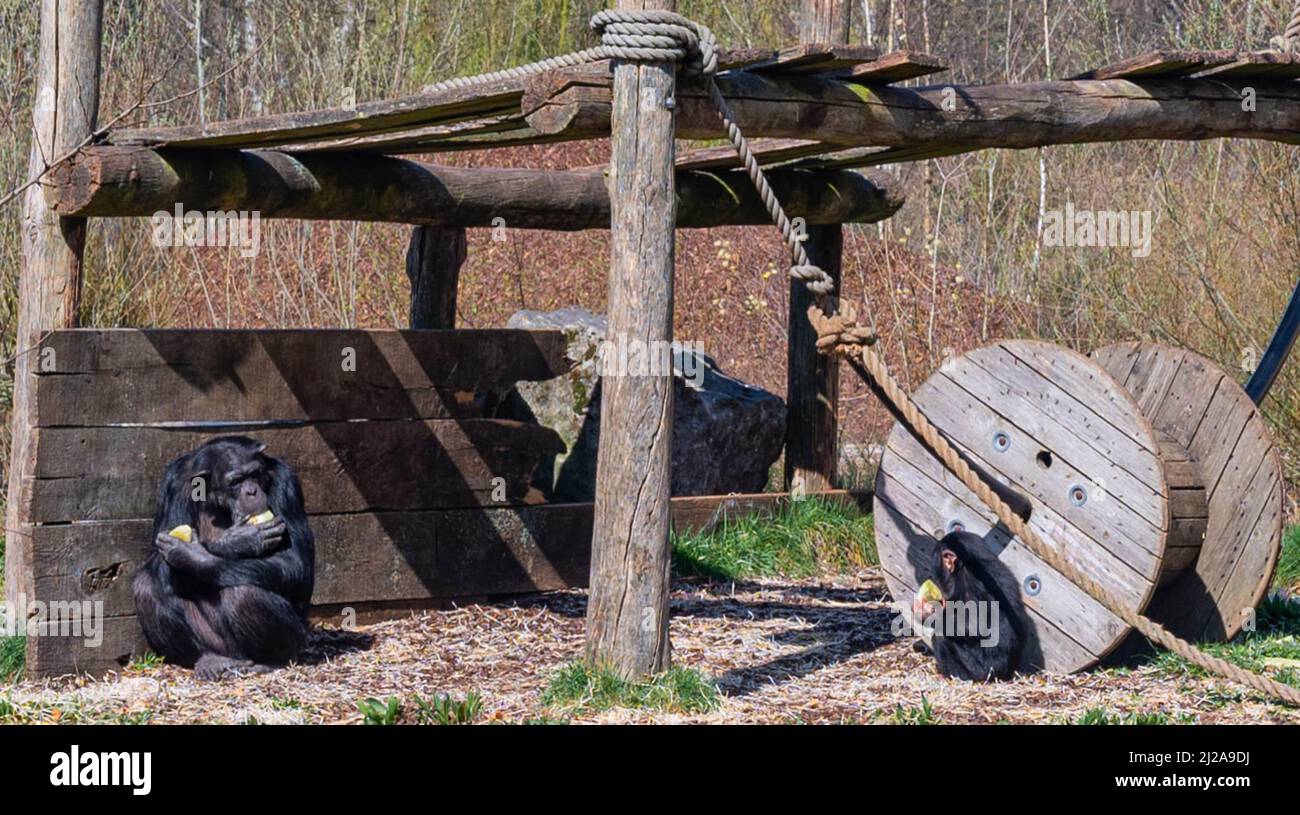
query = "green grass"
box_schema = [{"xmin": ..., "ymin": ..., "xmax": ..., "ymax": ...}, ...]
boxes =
[
  {"xmin": 1275, "ymin": 524, "xmax": 1300, "ymax": 591},
  {"xmin": 889, "ymin": 694, "xmax": 938, "ymax": 724},
  {"xmin": 1149, "ymin": 594, "xmax": 1300, "ymax": 694},
  {"xmin": 0, "ymin": 540, "xmax": 18, "ymax": 684},
  {"xmin": 357, "ymin": 696, "xmax": 403, "ymax": 725},
  {"xmin": 126, "ymin": 651, "xmax": 163, "ymax": 672},
  {"xmin": 1072, "ymin": 707, "xmax": 1197, "ymax": 725},
  {"xmin": 672, "ymin": 498, "xmax": 876, "ymax": 581},
  {"xmin": 0, "ymin": 634, "xmax": 22, "ymax": 684},
  {"xmin": 541, "ymin": 662, "xmax": 721, "ymax": 715},
  {"xmin": 411, "ymin": 692, "xmax": 484, "ymax": 725}
]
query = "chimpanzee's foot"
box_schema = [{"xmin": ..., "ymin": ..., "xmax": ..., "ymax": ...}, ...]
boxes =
[{"xmin": 194, "ymin": 654, "xmax": 255, "ymax": 681}]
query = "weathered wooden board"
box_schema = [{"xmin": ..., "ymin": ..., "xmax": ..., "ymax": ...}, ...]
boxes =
[
  {"xmin": 1071, "ymin": 49, "xmax": 1236, "ymax": 80},
  {"xmin": 1091, "ymin": 342, "xmax": 1283, "ymax": 641},
  {"xmin": 874, "ymin": 340, "xmax": 1171, "ymax": 673},
  {"xmin": 25, "ymin": 420, "xmax": 564, "ymax": 522},
  {"xmin": 29, "ymin": 329, "xmax": 571, "ymax": 425},
  {"xmin": 1197, "ymin": 51, "xmax": 1300, "ymax": 80},
  {"xmin": 110, "ymin": 75, "xmax": 527, "ymax": 149},
  {"xmin": 839, "ymin": 51, "xmax": 947, "ymax": 84},
  {"xmin": 744, "ymin": 43, "xmax": 881, "ymax": 75},
  {"xmin": 22, "ymin": 489, "xmax": 870, "ymax": 677},
  {"xmin": 672, "ymin": 138, "xmax": 826, "ymax": 171}
]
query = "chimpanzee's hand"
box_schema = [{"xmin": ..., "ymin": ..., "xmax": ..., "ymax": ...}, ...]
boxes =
[
  {"xmin": 208, "ymin": 519, "xmax": 286, "ymax": 559},
  {"xmin": 255, "ymin": 519, "xmax": 287, "ymax": 551},
  {"xmin": 155, "ymin": 532, "xmax": 215, "ymax": 573}
]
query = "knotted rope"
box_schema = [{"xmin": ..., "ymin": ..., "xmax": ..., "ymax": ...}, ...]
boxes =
[{"xmin": 421, "ymin": 9, "xmax": 1299, "ymax": 705}]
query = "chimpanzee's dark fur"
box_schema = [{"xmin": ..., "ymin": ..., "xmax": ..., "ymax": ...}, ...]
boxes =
[
  {"xmin": 927, "ymin": 531, "xmax": 1021, "ymax": 682},
  {"xmin": 132, "ymin": 436, "xmax": 315, "ymax": 680}
]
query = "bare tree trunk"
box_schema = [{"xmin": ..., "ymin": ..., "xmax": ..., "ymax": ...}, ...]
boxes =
[
  {"xmin": 799, "ymin": 0, "xmax": 852, "ymax": 42},
  {"xmin": 7, "ymin": 0, "xmax": 103, "ymax": 617},
  {"xmin": 242, "ymin": 0, "xmax": 263, "ymax": 117},
  {"xmin": 786, "ymin": 0, "xmax": 849, "ymax": 494},
  {"xmin": 194, "ymin": 0, "xmax": 205, "ymax": 124},
  {"xmin": 584, "ymin": 0, "xmax": 678, "ymax": 679}
]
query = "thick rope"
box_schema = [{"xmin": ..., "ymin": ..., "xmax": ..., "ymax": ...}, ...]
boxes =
[
  {"xmin": 1269, "ymin": 2, "xmax": 1300, "ymax": 51},
  {"xmin": 420, "ymin": 9, "xmax": 717, "ymax": 95},
  {"xmin": 418, "ymin": 9, "xmax": 1297, "ymax": 705}
]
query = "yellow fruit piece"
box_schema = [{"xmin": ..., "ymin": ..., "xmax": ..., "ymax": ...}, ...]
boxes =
[
  {"xmin": 916, "ymin": 579, "xmax": 943, "ymax": 603},
  {"xmin": 248, "ymin": 510, "xmax": 275, "ymax": 525},
  {"xmin": 168, "ymin": 525, "xmax": 193, "ymax": 543}
]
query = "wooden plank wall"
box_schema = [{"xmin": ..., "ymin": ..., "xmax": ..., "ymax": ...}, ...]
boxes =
[{"xmin": 21, "ymin": 328, "xmax": 575, "ymax": 676}]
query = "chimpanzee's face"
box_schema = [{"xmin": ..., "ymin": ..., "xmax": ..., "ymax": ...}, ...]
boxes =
[
  {"xmin": 192, "ymin": 442, "xmax": 273, "ymax": 521},
  {"xmin": 218, "ymin": 456, "xmax": 271, "ymax": 519}
]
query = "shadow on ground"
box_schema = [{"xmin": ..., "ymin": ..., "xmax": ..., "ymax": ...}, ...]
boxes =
[{"xmin": 512, "ymin": 578, "xmax": 898, "ymax": 698}]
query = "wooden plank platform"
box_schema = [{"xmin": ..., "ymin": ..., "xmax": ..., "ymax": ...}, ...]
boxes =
[
  {"xmin": 1071, "ymin": 49, "xmax": 1237, "ymax": 80},
  {"xmin": 743, "ymin": 43, "xmax": 881, "ymax": 75},
  {"xmin": 1195, "ymin": 51, "xmax": 1300, "ymax": 80},
  {"xmin": 672, "ymin": 138, "xmax": 827, "ymax": 171},
  {"xmin": 837, "ymin": 51, "xmax": 947, "ymax": 84},
  {"xmin": 24, "ymin": 489, "xmax": 871, "ymax": 677}
]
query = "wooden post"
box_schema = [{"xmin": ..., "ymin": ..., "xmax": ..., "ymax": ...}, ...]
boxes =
[
  {"xmin": 584, "ymin": 0, "xmax": 677, "ymax": 678},
  {"xmin": 6, "ymin": 0, "xmax": 103, "ymax": 612},
  {"xmin": 405, "ymin": 226, "xmax": 466, "ymax": 328},
  {"xmin": 786, "ymin": 0, "xmax": 848, "ymax": 494},
  {"xmin": 785, "ymin": 226, "xmax": 843, "ymax": 492}
]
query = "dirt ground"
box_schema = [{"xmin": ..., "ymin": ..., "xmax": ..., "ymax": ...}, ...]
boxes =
[{"xmin": 6, "ymin": 568, "xmax": 1298, "ymax": 724}]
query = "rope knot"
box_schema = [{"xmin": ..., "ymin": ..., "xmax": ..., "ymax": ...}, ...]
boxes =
[
  {"xmin": 590, "ymin": 9, "xmax": 718, "ymax": 77},
  {"xmin": 790, "ymin": 263, "xmax": 836, "ymax": 296},
  {"xmin": 808, "ymin": 303, "xmax": 878, "ymax": 355}
]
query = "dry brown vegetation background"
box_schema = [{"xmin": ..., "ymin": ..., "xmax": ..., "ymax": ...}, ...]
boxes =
[{"xmin": 0, "ymin": 0, "xmax": 1297, "ymax": 515}]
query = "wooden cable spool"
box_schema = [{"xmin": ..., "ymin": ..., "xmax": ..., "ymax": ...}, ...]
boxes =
[
  {"xmin": 1091, "ymin": 342, "xmax": 1285, "ymax": 642},
  {"xmin": 874, "ymin": 340, "xmax": 1282, "ymax": 674}
]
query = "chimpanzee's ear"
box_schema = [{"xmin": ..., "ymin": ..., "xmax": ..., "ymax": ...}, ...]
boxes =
[{"xmin": 941, "ymin": 549, "xmax": 959, "ymax": 573}]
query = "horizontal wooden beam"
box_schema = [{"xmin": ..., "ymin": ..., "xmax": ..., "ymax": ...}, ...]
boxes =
[
  {"xmin": 25, "ymin": 488, "xmax": 871, "ymax": 676},
  {"xmin": 26, "ymin": 420, "xmax": 562, "ymax": 522},
  {"xmin": 524, "ymin": 70, "xmax": 1300, "ymax": 152},
  {"xmin": 29, "ymin": 328, "xmax": 572, "ymax": 425},
  {"xmin": 48, "ymin": 145, "xmax": 904, "ymax": 229}
]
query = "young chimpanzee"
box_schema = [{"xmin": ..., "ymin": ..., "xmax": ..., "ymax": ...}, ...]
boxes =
[
  {"xmin": 132, "ymin": 436, "xmax": 315, "ymax": 680},
  {"xmin": 911, "ymin": 530, "xmax": 1022, "ymax": 682}
]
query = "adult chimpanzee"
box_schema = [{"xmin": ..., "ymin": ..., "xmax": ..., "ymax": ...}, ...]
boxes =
[
  {"xmin": 132, "ymin": 436, "xmax": 315, "ymax": 680},
  {"xmin": 911, "ymin": 530, "xmax": 1021, "ymax": 682}
]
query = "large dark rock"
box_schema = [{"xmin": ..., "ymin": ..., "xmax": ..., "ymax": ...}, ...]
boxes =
[{"xmin": 501, "ymin": 308, "xmax": 786, "ymax": 500}]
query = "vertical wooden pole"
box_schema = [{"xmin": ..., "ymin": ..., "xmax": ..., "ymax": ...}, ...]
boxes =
[
  {"xmin": 785, "ymin": 0, "xmax": 847, "ymax": 494},
  {"xmin": 405, "ymin": 226, "xmax": 466, "ymax": 328},
  {"xmin": 585, "ymin": 0, "xmax": 677, "ymax": 678},
  {"xmin": 6, "ymin": 0, "xmax": 103, "ymax": 613}
]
